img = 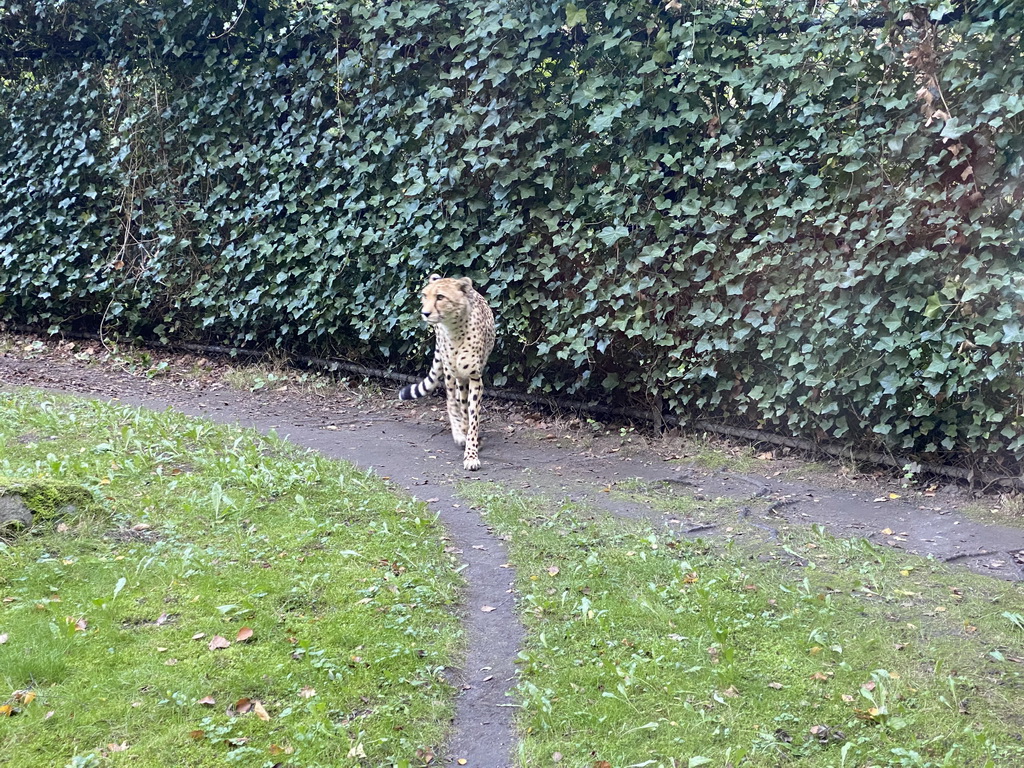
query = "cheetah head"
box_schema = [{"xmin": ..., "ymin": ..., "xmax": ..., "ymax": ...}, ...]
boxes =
[{"xmin": 419, "ymin": 273, "xmax": 473, "ymax": 325}]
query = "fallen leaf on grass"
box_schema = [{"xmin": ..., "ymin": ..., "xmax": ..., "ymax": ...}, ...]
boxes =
[
  {"xmin": 192, "ymin": 632, "xmax": 206, "ymax": 641},
  {"xmin": 299, "ymin": 686, "xmax": 316, "ymax": 698},
  {"xmin": 480, "ymin": 605, "xmax": 496, "ymax": 613},
  {"xmin": 208, "ymin": 635, "xmax": 230, "ymax": 651},
  {"xmin": 67, "ymin": 617, "xmax": 88, "ymax": 632},
  {"xmin": 547, "ymin": 566, "xmax": 559, "ymax": 577},
  {"xmin": 253, "ymin": 700, "xmax": 270, "ymax": 721},
  {"xmin": 269, "ymin": 744, "xmax": 294, "ymax": 756},
  {"xmin": 197, "ymin": 696, "xmax": 217, "ymax": 707},
  {"xmin": 0, "ymin": 634, "xmax": 7, "ymax": 644},
  {"xmin": 106, "ymin": 743, "xmax": 129, "ymax": 753},
  {"xmin": 13, "ymin": 690, "xmax": 36, "ymax": 705},
  {"xmin": 0, "ymin": 705, "xmax": 15, "ymax": 717},
  {"xmin": 189, "ymin": 730, "xmax": 205, "ymax": 741},
  {"xmin": 768, "ymin": 682, "xmax": 784, "ymax": 690},
  {"xmin": 231, "ymin": 697, "xmax": 254, "ymax": 715},
  {"xmin": 855, "ymin": 707, "xmax": 887, "ymax": 723},
  {"xmin": 235, "ymin": 626, "xmax": 254, "ymax": 643}
]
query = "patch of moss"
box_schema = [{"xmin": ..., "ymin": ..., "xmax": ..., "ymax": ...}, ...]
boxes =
[{"xmin": 0, "ymin": 477, "xmax": 95, "ymax": 521}]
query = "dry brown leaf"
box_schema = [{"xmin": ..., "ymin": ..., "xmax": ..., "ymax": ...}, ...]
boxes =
[
  {"xmin": 192, "ymin": 632, "xmax": 206, "ymax": 640},
  {"xmin": 198, "ymin": 696, "xmax": 216, "ymax": 707},
  {"xmin": 234, "ymin": 697, "xmax": 253, "ymax": 714},
  {"xmin": 208, "ymin": 635, "xmax": 230, "ymax": 651},
  {"xmin": 547, "ymin": 566, "xmax": 559, "ymax": 577},
  {"xmin": 253, "ymin": 700, "xmax": 270, "ymax": 721},
  {"xmin": 299, "ymin": 686, "xmax": 316, "ymax": 698},
  {"xmin": 481, "ymin": 605, "xmax": 496, "ymax": 613},
  {"xmin": 236, "ymin": 626, "xmax": 254, "ymax": 643}
]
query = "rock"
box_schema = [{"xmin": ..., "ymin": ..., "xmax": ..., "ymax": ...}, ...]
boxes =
[
  {"xmin": 0, "ymin": 477, "xmax": 95, "ymax": 536},
  {"xmin": 0, "ymin": 495, "xmax": 33, "ymax": 531}
]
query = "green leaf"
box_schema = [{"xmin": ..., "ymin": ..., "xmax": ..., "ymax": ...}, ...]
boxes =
[
  {"xmin": 565, "ymin": 3, "xmax": 587, "ymax": 28},
  {"xmin": 923, "ymin": 294, "xmax": 943, "ymax": 319}
]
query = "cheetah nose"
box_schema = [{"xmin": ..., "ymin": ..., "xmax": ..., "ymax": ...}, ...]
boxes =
[{"xmin": 422, "ymin": 311, "xmax": 432, "ymax": 319}]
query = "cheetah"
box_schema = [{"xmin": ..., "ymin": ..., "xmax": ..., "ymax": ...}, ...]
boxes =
[{"xmin": 399, "ymin": 273, "xmax": 496, "ymax": 471}]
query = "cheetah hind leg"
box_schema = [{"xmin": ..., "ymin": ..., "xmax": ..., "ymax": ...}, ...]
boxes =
[{"xmin": 447, "ymin": 381, "xmax": 468, "ymax": 447}]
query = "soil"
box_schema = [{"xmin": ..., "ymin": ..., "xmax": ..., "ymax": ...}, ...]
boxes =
[{"xmin": 3, "ymin": 335, "xmax": 1024, "ymax": 767}]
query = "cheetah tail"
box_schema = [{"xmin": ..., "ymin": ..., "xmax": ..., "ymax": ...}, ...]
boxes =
[{"xmin": 399, "ymin": 355, "xmax": 442, "ymax": 400}]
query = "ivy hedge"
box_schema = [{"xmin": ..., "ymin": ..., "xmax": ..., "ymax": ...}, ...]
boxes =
[{"xmin": 1, "ymin": 0, "xmax": 1023, "ymax": 470}]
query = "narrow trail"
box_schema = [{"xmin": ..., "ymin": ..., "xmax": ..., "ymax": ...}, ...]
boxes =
[{"xmin": 5, "ymin": 347, "xmax": 1024, "ymax": 765}]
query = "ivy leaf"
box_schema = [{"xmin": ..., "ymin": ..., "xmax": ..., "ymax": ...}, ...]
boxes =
[
  {"xmin": 923, "ymin": 294, "xmax": 943, "ymax": 319},
  {"xmin": 565, "ymin": 3, "xmax": 587, "ymax": 28}
]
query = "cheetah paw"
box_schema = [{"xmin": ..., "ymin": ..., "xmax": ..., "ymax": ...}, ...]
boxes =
[{"xmin": 463, "ymin": 456, "xmax": 481, "ymax": 471}]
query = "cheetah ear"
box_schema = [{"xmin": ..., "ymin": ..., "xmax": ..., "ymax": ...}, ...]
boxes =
[
  {"xmin": 457, "ymin": 277, "xmax": 474, "ymax": 293},
  {"xmin": 428, "ymin": 273, "xmax": 442, "ymax": 282}
]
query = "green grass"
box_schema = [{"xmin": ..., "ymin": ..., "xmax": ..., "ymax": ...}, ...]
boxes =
[
  {"xmin": 461, "ymin": 485, "xmax": 1024, "ymax": 768},
  {"xmin": 0, "ymin": 390, "xmax": 462, "ymax": 768}
]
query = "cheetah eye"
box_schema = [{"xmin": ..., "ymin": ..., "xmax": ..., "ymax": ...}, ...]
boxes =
[{"xmin": 436, "ymin": 293, "xmax": 447, "ymax": 302}]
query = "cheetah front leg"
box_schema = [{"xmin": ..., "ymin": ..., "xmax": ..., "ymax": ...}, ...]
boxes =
[{"xmin": 462, "ymin": 376, "xmax": 484, "ymax": 471}]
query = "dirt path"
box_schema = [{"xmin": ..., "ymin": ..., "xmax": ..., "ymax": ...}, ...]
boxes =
[{"xmin": 4, "ymin": 341, "xmax": 1024, "ymax": 766}]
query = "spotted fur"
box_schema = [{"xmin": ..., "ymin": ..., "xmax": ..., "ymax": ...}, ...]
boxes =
[{"xmin": 399, "ymin": 273, "xmax": 495, "ymax": 470}]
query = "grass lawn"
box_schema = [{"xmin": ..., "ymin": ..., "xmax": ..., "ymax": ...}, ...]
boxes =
[
  {"xmin": 0, "ymin": 389, "xmax": 462, "ymax": 768},
  {"xmin": 461, "ymin": 485, "xmax": 1024, "ymax": 768}
]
